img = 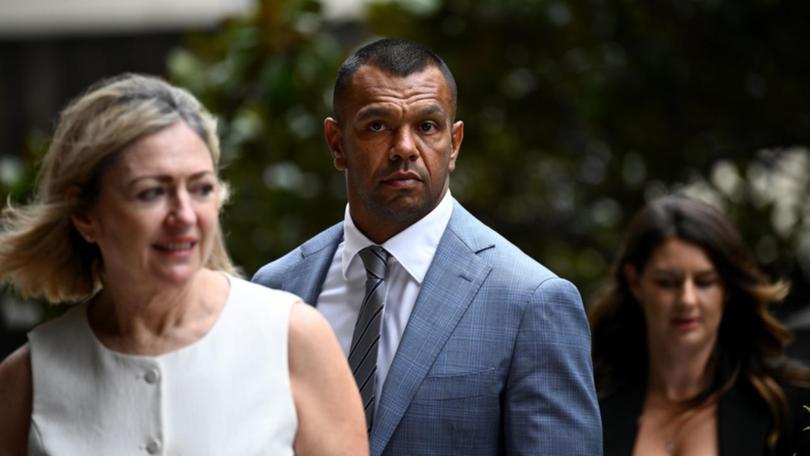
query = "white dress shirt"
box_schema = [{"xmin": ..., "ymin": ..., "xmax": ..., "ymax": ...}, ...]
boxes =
[{"xmin": 317, "ymin": 191, "xmax": 455, "ymax": 407}]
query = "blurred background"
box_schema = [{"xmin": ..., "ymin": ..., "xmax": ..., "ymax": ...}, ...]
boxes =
[{"xmin": 2, "ymin": 0, "xmax": 810, "ymax": 359}]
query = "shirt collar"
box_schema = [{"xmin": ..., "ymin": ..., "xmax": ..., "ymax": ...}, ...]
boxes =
[{"xmin": 341, "ymin": 191, "xmax": 455, "ymax": 284}]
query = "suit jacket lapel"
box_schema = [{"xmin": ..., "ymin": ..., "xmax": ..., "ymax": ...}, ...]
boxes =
[
  {"xmin": 284, "ymin": 223, "xmax": 342, "ymax": 305},
  {"xmin": 717, "ymin": 383, "xmax": 769, "ymax": 456},
  {"xmin": 370, "ymin": 204, "xmax": 494, "ymax": 455},
  {"xmin": 600, "ymin": 384, "xmax": 644, "ymax": 455}
]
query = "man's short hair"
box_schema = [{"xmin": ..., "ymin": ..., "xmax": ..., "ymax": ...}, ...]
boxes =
[{"xmin": 332, "ymin": 38, "xmax": 458, "ymax": 121}]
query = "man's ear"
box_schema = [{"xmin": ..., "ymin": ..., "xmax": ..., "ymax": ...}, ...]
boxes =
[
  {"xmin": 324, "ymin": 117, "xmax": 346, "ymax": 171},
  {"xmin": 448, "ymin": 120, "xmax": 464, "ymax": 172}
]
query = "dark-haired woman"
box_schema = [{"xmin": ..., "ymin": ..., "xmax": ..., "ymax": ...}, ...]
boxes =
[{"xmin": 590, "ymin": 195, "xmax": 810, "ymax": 455}]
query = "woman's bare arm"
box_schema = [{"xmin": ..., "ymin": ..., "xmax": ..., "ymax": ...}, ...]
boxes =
[
  {"xmin": 0, "ymin": 345, "xmax": 32, "ymax": 456},
  {"xmin": 288, "ymin": 303, "xmax": 369, "ymax": 456}
]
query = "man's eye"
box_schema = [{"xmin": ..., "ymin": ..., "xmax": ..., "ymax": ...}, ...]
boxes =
[
  {"xmin": 369, "ymin": 122, "xmax": 384, "ymax": 132},
  {"xmin": 137, "ymin": 188, "xmax": 164, "ymax": 202},
  {"xmin": 420, "ymin": 122, "xmax": 436, "ymax": 133}
]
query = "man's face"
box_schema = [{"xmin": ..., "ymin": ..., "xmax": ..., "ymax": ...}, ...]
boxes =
[{"xmin": 325, "ymin": 64, "xmax": 464, "ymax": 242}]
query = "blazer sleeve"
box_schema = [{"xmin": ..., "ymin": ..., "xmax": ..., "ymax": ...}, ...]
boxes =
[{"xmin": 504, "ymin": 277, "xmax": 603, "ymax": 455}]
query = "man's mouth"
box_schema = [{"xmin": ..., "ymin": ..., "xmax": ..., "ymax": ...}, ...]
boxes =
[{"xmin": 381, "ymin": 171, "xmax": 423, "ymax": 188}]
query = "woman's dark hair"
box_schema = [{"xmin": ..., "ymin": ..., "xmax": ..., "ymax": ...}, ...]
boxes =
[{"xmin": 589, "ymin": 195, "xmax": 809, "ymax": 447}]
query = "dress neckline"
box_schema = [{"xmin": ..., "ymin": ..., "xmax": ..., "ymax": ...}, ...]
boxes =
[{"xmin": 79, "ymin": 273, "xmax": 235, "ymax": 360}]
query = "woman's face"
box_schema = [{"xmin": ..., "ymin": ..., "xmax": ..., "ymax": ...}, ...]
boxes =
[
  {"xmin": 626, "ymin": 238, "xmax": 726, "ymax": 354},
  {"xmin": 73, "ymin": 121, "xmax": 220, "ymax": 290}
]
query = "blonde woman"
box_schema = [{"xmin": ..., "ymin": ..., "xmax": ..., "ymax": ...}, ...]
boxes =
[{"xmin": 0, "ymin": 74, "xmax": 367, "ymax": 455}]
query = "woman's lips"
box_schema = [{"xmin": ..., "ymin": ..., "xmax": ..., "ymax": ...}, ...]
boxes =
[
  {"xmin": 154, "ymin": 239, "xmax": 197, "ymax": 256},
  {"xmin": 672, "ymin": 317, "xmax": 700, "ymax": 332}
]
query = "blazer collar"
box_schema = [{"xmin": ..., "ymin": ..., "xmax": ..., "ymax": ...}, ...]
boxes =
[
  {"xmin": 286, "ymin": 223, "xmax": 343, "ymax": 305},
  {"xmin": 717, "ymin": 381, "xmax": 770, "ymax": 456},
  {"xmin": 341, "ymin": 192, "xmax": 454, "ymax": 284}
]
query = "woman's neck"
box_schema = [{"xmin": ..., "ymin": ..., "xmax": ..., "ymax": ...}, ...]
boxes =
[
  {"xmin": 646, "ymin": 338, "xmax": 716, "ymax": 401},
  {"xmin": 88, "ymin": 269, "xmax": 227, "ymax": 355}
]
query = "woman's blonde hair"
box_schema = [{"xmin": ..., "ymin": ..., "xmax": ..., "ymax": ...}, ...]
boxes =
[{"xmin": 0, "ymin": 73, "xmax": 237, "ymax": 303}]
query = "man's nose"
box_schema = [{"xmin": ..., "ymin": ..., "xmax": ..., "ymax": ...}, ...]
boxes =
[{"xmin": 389, "ymin": 127, "xmax": 418, "ymax": 162}]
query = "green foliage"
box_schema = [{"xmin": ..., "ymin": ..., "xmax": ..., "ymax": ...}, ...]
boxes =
[
  {"xmin": 171, "ymin": 0, "xmax": 810, "ymax": 306},
  {"xmin": 168, "ymin": 0, "xmax": 351, "ymax": 276},
  {"xmin": 0, "ymin": 132, "xmax": 47, "ymax": 205}
]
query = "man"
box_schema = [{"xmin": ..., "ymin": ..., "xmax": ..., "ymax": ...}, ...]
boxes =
[{"xmin": 253, "ymin": 38, "xmax": 602, "ymax": 455}]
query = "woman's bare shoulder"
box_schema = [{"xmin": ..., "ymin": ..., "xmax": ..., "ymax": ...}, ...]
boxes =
[
  {"xmin": 286, "ymin": 302, "xmax": 340, "ymax": 364},
  {"xmin": 0, "ymin": 344, "xmax": 31, "ymax": 387},
  {"xmin": 0, "ymin": 344, "xmax": 33, "ymax": 455}
]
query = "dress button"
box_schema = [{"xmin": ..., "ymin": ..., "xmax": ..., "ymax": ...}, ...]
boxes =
[
  {"xmin": 145, "ymin": 439, "xmax": 161, "ymax": 454},
  {"xmin": 144, "ymin": 368, "xmax": 160, "ymax": 384}
]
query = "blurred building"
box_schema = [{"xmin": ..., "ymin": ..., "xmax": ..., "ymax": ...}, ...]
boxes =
[{"xmin": 0, "ymin": 0, "xmax": 253, "ymax": 159}]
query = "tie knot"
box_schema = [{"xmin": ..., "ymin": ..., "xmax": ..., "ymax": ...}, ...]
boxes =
[{"xmin": 358, "ymin": 245, "xmax": 389, "ymax": 281}]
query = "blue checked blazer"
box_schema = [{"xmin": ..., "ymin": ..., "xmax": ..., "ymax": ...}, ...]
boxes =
[{"xmin": 252, "ymin": 202, "xmax": 603, "ymax": 455}]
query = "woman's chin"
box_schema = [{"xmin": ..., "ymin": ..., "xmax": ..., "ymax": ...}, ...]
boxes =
[
  {"xmin": 665, "ymin": 328, "xmax": 715, "ymax": 352},
  {"xmin": 154, "ymin": 265, "xmax": 203, "ymax": 287}
]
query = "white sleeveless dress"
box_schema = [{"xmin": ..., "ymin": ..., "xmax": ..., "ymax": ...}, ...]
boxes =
[{"xmin": 27, "ymin": 277, "xmax": 299, "ymax": 455}]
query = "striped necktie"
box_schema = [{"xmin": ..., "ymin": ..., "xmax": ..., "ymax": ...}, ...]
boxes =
[{"xmin": 348, "ymin": 245, "xmax": 389, "ymax": 431}]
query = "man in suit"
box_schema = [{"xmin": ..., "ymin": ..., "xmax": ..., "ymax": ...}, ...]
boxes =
[{"xmin": 253, "ymin": 38, "xmax": 602, "ymax": 455}]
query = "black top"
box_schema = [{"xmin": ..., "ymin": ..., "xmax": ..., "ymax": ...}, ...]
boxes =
[{"xmin": 599, "ymin": 380, "xmax": 810, "ymax": 456}]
